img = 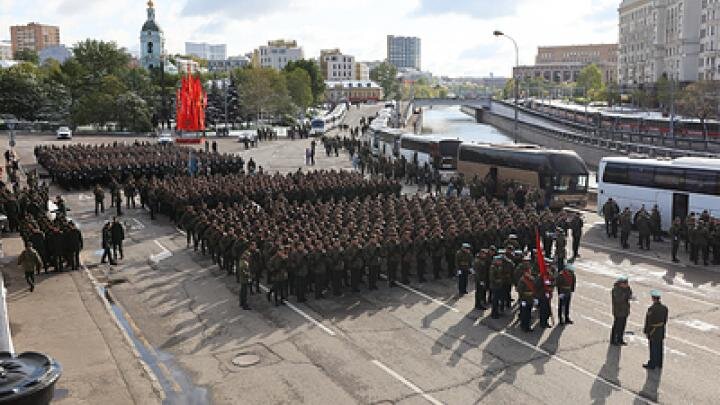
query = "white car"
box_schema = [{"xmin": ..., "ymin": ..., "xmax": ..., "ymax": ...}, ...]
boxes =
[
  {"xmin": 56, "ymin": 126, "xmax": 72, "ymax": 140},
  {"xmin": 231, "ymin": 130, "xmax": 257, "ymax": 143},
  {"xmin": 158, "ymin": 134, "xmax": 174, "ymax": 145}
]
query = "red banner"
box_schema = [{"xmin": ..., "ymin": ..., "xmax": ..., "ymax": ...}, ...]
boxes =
[
  {"xmin": 535, "ymin": 228, "xmax": 549, "ymax": 280},
  {"xmin": 176, "ymin": 66, "xmax": 207, "ymax": 131}
]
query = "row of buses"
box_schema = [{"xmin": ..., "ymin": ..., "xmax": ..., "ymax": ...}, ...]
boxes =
[
  {"xmin": 368, "ymin": 107, "xmax": 591, "ymax": 208},
  {"xmin": 369, "ymin": 106, "xmax": 720, "ymax": 220},
  {"xmin": 310, "ymin": 103, "xmax": 348, "ymax": 136}
]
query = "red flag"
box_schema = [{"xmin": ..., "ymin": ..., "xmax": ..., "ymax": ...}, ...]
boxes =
[{"xmin": 535, "ymin": 228, "xmax": 548, "ymax": 280}]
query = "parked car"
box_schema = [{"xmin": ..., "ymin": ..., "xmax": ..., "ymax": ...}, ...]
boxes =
[
  {"xmin": 158, "ymin": 134, "xmax": 174, "ymax": 145},
  {"xmin": 231, "ymin": 130, "xmax": 257, "ymax": 143},
  {"xmin": 56, "ymin": 126, "xmax": 72, "ymax": 140}
]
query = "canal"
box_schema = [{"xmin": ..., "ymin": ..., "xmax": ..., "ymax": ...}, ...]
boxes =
[{"xmin": 421, "ymin": 106, "xmax": 512, "ymax": 144}]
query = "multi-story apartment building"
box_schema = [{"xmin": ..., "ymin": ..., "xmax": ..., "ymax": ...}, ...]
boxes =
[
  {"xmin": 387, "ymin": 35, "xmax": 421, "ymax": 70},
  {"xmin": 320, "ymin": 49, "xmax": 355, "ymax": 80},
  {"xmin": 355, "ymin": 62, "xmax": 370, "ymax": 81},
  {"xmin": 10, "ymin": 22, "xmax": 60, "ymax": 55},
  {"xmin": 185, "ymin": 42, "xmax": 227, "ymax": 61},
  {"xmin": 700, "ymin": 0, "xmax": 720, "ymax": 79},
  {"xmin": 618, "ymin": 0, "xmax": 702, "ymax": 85},
  {"xmin": 514, "ymin": 44, "xmax": 618, "ymax": 84},
  {"xmin": 252, "ymin": 40, "xmax": 304, "ymax": 70}
]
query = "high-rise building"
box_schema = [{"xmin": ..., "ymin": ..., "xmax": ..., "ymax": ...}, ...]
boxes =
[
  {"xmin": 618, "ymin": 0, "xmax": 701, "ymax": 85},
  {"xmin": 208, "ymin": 55, "xmax": 250, "ymax": 73},
  {"xmin": 139, "ymin": 0, "xmax": 165, "ymax": 70},
  {"xmin": 0, "ymin": 40, "xmax": 12, "ymax": 60},
  {"xmin": 252, "ymin": 40, "xmax": 304, "ymax": 70},
  {"xmin": 185, "ymin": 42, "xmax": 227, "ymax": 61},
  {"xmin": 320, "ymin": 49, "xmax": 355, "ymax": 80},
  {"xmin": 514, "ymin": 44, "xmax": 618, "ymax": 84},
  {"xmin": 700, "ymin": 0, "xmax": 720, "ymax": 80},
  {"xmin": 10, "ymin": 22, "xmax": 60, "ymax": 55},
  {"xmin": 387, "ymin": 35, "xmax": 421, "ymax": 70}
]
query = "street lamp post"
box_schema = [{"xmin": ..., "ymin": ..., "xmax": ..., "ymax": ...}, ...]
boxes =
[{"xmin": 494, "ymin": 30, "xmax": 519, "ymax": 143}]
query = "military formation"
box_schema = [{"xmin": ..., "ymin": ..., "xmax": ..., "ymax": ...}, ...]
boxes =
[
  {"xmin": 602, "ymin": 198, "xmax": 720, "ymax": 265},
  {"xmin": 147, "ymin": 170, "xmax": 401, "ymax": 220},
  {"xmin": 35, "ymin": 142, "xmax": 246, "ymax": 189}
]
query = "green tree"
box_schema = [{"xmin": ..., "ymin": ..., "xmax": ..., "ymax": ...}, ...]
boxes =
[
  {"xmin": 576, "ymin": 64, "xmax": 605, "ymax": 101},
  {"xmin": 370, "ymin": 61, "xmax": 399, "ymax": 100},
  {"xmin": 72, "ymin": 39, "xmax": 131, "ymax": 83},
  {"xmin": 0, "ymin": 63, "xmax": 44, "ymax": 120},
  {"xmin": 678, "ymin": 81, "xmax": 720, "ymax": 145},
  {"xmin": 116, "ymin": 92, "xmax": 152, "ymax": 132},
  {"xmin": 284, "ymin": 59, "xmax": 325, "ymax": 104},
  {"xmin": 502, "ymin": 78, "xmax": 515, "ymax": 99},
  {"xmin": 284, "ymin": 68, "xmax": 313, "ymax": 112},
  {"xmin": 233, "ymin": 67, "xmax": 292, "ymax": 122},
  {"xmin": 13, "ymin": 49, "xmax": 39, "ymax": 64}
]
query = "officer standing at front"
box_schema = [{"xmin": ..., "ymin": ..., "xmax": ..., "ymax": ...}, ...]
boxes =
[
  {"xmin": 455, "ymin": 243, "xmax": 472, "ymax": 297},
  {"xmin": 643, "ymin": 290, "xmax": 668, "ymax": 370},
  {"xmin": 556, "ymin": 263, "xmax": 576, "ymax": 324},
  {"xmin": 611, "ymin": 275, "xmax": 632, "ymax": 345}
]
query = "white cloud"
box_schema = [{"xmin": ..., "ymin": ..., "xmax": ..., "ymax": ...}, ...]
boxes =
[{"xmin": 0, "ymin": 0, "xmax": 619, "ymax": 77}]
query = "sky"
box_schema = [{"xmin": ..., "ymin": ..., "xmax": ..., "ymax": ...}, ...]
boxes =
[{"xmin": 0, "ymin": 0, "xmax": 620, "ymax": 77}]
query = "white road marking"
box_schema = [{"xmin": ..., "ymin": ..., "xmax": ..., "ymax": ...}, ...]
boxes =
[
  {"xmin": 372, "ymin": 360, "xmax": 444, "ymax": 405},
  {"xmin": 78, "ymin": 194, "xmax": 93, "ymax": 201},
  {"xmin": 578, "ymin": 281, "xmax": 612, "ymax": 292},
  {"xmin": 574, "ymin": 261, "xmax": 718, "ymax": 308},
  {"xmin": 674, "ymin": 319, "xmax": 719, "ymax": 333},
  {"xmin": 258, "ymin": 284, "xmax": 337, "ymax": 336},
  {"xmin": 497, "ymin": 329, "xmax": 652, "ymax": 404},
  {"xmin": 379, "ymin": 277, "xmax": 652, "ymax": 402},
  {"xmin": 392, "ymin": 279, "xmax": 460, "ymax": 313},
  {"xmin": 130, "ymin": 218, "xmax": 145, "ymax": 230},
  {"xmin": 580, "ymin": 315, "xmax": 687, "ymax": 357},
  {"xmin": 149, "ymin": 240, "xmax": 172, "ymax": 264},
  {"xmin": 574, "ymin": 295, "xmax": 720, "ymax": 358}
]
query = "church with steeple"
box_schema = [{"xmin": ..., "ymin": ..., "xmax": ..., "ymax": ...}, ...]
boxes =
[{"xmin": 140, "ymin": 0, "xmax": 164, "ymax": 70}]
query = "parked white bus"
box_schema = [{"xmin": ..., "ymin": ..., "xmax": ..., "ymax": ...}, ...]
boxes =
[{"xmin": 597, "ymin": 156, "xmax": 720, "ymax": 231}]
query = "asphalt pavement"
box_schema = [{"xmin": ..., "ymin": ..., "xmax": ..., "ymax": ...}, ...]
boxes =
[{"xmin": 5, "ymin": 106, "xmax": 720, "ymax": 404}]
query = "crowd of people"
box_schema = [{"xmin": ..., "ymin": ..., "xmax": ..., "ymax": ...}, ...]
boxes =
[
  {"xmin": 175, "ymin": 191, "xmax": 583, "ymax": 323},
  {"xmin": 35, "ymin": 142, "xmax": 246, "ymax": 189},
  {"xmin": 602, "ymin": 198, "xmax": 720, "ymax": 265},
  {"xmin": 146, "ymin": 170, "xmax": 401, "ymax": 221}
]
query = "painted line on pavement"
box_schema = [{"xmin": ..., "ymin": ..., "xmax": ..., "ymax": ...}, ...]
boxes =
[
  {"xmin": 574, "ymin": 261, "xmax": 719, "ymax": 308},
  {"xmin": 674, "ymin": 319, "xmax": 718, "ymax": 332},
  {"xmin": 372, "ymin": 360, "xmax": 444, "ymax": 405},
  {"xmin": 391, "ymin": 278, "xmax": 460, "ymax": 313},
  {"xmin": 131, "ymin": 218, "xmax": 145, "ymax": 230},
  {"xmin": 582, "ymin": 241, "xmax": 687, "ymax": 268},
  {"xmin": 150, "ymin": 240, "xmax": 172, "ymax": 264},
  {"xmin": 258, "ymin": 284, "xmax": 337, "ymax": 336},
  {"xmin": 378, "ymin": 277, "xmax": 653, "ymax": 402},
  {"xmin": 574, "ymin": 294, "xmax": 720, "ymax": 358},
  {"xmin": 580, "ymin": 315, "xmax": 687, "ymax": 357},
  {"xmin": 496, "ymin": 329, "xmax": 653, "ymax": 404}
]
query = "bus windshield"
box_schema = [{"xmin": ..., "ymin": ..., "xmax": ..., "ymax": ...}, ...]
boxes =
[
  {"xmin": 311, "ymin": 119, "xmax": 324, "ymax": 129},
  {"xmin": 553, "ymin": 174, "xmax": 588, "ymax": 193}
]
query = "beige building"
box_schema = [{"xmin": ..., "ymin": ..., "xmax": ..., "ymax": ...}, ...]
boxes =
[
  {"xmin": 251, "ymin": 39, "xmax": 304, "ymax": 70},
  {"xmin": 514, "ymin": 44, "xmax": 618, "ymax": 84},
  {"xmin": 320, "ymin": 49, "xmax": 355, "ymax": 80},
  {"xmin": 700, "ymin": 0, "xmax": 720, "ymax": 80},
  {"xmin": 10, "ymin": 22, "xmax": 60, "ymax": 55},
  {"xmin": 618, "ymin": 0, "xmax": 702, "ymax": 85},
  {"xmin": 355, "ymin": 62, "xmax": 370, "ymax": 80},
  {"xmin": 325, "ymin": 80, "xmax": 383, "ymax": 103}
]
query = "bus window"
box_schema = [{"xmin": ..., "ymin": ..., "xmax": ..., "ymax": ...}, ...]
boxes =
[
  {"xmin": 602, "ymin": 163, "xmax": 628, "ymax": 184},
  {"xmin": 684, "ymin": 170, "xmax": 720, "ymax": 195},
  {"xmin": 654, "ymin": 167, "xmax": 684, "ymax": 190},
  {"xmin": 627, "ymin": 165, "xmax": 654, "ymax": 187}
]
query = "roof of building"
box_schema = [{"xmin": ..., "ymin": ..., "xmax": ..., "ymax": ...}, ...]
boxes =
[
  {"xmin": 142, "ymin": 20, "xmax": 161, "ymax": 32},
  {"xmin": 325, "ymin": 80, "xmax": 381, "ymax": 88}
]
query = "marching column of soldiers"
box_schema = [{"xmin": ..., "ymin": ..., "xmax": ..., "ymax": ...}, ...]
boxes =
[
  {"xmin": 602, "ymin": 198, "xmax": 720, "ymax": 265},
  {"xmin": 35, "ymin": 141, "xmax": 246, "ymax": 189}
]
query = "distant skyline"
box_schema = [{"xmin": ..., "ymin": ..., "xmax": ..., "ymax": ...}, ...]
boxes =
[{"xmin": 0, "ymin": 0, "xmax": 619, "ymax": 77}]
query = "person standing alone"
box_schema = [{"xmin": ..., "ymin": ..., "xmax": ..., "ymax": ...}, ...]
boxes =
[
  {"xmin": 18, "ymin": 242, "xmax": 43, "ymax": 292},
  {"xmin": 611, "ymin": 275, "xmax": 632, "ymax": 345}
]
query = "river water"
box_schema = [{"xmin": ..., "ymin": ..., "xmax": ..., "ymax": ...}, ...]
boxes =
[
  {"xmin": 421, "ymin": 106, "xmax": 513, "ymax": 144},
  {"xmin": 421, "ymin": 106, "xmax": 598, "ymax": 189}
]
